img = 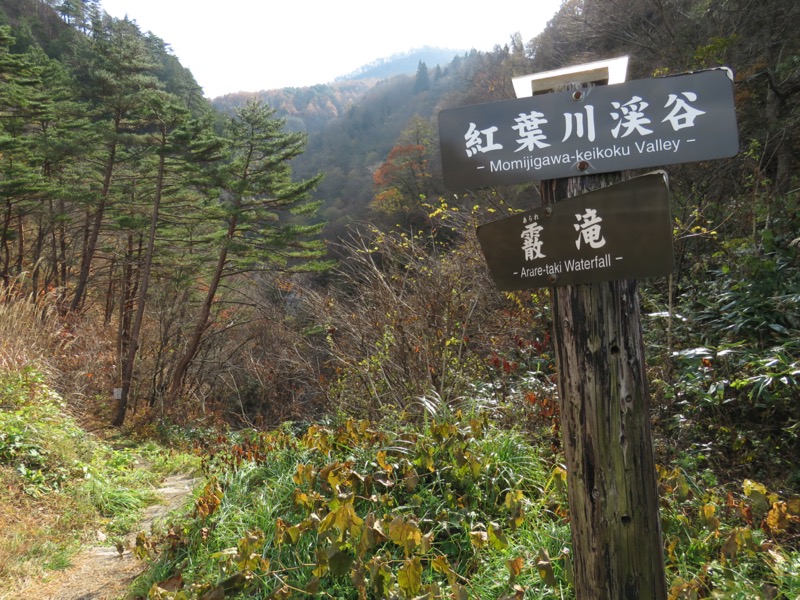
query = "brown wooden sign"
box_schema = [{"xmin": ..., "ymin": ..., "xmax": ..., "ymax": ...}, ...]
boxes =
[{"xmin": 476, "ymin": 171, "xmax": 673, "ymax": 290}]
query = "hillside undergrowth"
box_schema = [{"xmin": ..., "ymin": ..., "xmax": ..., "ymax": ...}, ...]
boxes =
[{"xmin": 132, "ymin": 388, "xmax": 800, "ymax": 599}]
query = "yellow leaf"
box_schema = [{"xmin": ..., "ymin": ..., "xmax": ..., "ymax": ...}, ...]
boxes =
[
  {"xmin": 536, "ymin": 548, "xmax": 557, "ymax": 587},
  {"xmin": 551, "ymin": 466, "xmax": 567, "ymax": 495},
  {"xmin": 377, "ymin": 450, "xmax": 393, "ymax": 473},
  {"xmin": 469, "ymin": 530, "xmax": 488, "ymax": 549},
  {"xmin": 512, "ymin": 583, "xmax": 527, "ymax": 599},
  {"xmin": 387, "ymin": 515, "xmax": 422, "ymax": 555},
  {"xmin": 666, "ymin": 537, "xmax": 679, "ymax": 563},
  {"xmin": 397, "ymin": 556, "xmax": 423, "ymax": 597},
  {"xmin": 701, "ymin": 503, "xmax": 720, "ymax": 531},
  {"xmin": 431, "ymin": 554, "xmax": 451, "ymax": 575},
  {"xmin": 421, "ymin": 530, "xmax": 434, "ymax": 554},
  {"xmin": 721, "ymin": 531, "xmax": 739, "ymax": 558},
  {"xmin": 766, "ymin": 502, "xmax": 789, "ymax": 534},
  {"xmin": 286, "ymin": 525, "xmax": 301, "ymax": 544},
  {"xmin": 402, "ymin": 465, "xmax": 419, "ymax": 491},
  {"xmin": 320, "ymin": 462, "xmax": 343, "ymax": 491},
  {"xmin": 785, "ymin": 496, "xmax": 800, "ymax": 516},
  {"xmin": 292, "ymin": 489, "xmax": 310, "ymax": 510},
  {"xmin": 453, "ymin": 583, "xmax": 469, "ymax": 600},
  {"xmin": 432, "ymin": 554, "xmax": 456, "ymax": 586},
  {"xmin": 312, "ymin": 548, "xmax": 329, "ymax": 578},
  {"xmin": 743, "ymin": 479, "xmax": 772, "ymax": 513}
]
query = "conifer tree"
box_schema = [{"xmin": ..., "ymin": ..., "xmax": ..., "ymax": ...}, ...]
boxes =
[
  {"xmin": 27, "ymin": 46, "xmax": 97, "ymax": 300},
  {"xmin": 413, "ymin": 60, "xmax": 430, "ymax": 93},
  {"xmin": 68, "ymin": 16, "xmax": 161, "ymax": 311},
  {"xmin": 0, "ymin": 26, "xmax": 48, "ymax": 288},
  {"xmin": 111, "ymin": 99, "xmax": 223, "ymax": 426},
  {"xmin": 167, "ymin": 99, "xmax": 329, "ymax": 401}
]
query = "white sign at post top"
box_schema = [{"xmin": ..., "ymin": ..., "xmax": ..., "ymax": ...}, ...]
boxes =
[{"xmin": 512, "ymin": 56, "xmax": 630, "ymax": 98}]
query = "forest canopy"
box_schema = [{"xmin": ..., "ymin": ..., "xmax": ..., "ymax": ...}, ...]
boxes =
[{"xmin": 0, "ymin": 0, "xmax": 797, "ymax": 468}]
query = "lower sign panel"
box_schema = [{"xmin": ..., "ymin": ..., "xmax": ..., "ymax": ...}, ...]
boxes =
[{"xmin": 476, "ymin": 171, "xmax": 673, "ymax": 290}]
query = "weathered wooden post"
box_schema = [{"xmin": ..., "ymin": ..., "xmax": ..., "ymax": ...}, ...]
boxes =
[
  {"xmin": 541, "ymin": 172, "xmax": 668, "ymax": 599},
  {"xmin": 437, "ymin": 60, "xmax": 738, "ymax": 598},
  {"xmin": 524, "ymin": 59, "xmax": 667, "ymax": 598}
]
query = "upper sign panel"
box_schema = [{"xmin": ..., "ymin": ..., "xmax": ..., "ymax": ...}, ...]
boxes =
[{"xmin": 438, "ymin": 69, "xmax": 738, "ymax": 189}]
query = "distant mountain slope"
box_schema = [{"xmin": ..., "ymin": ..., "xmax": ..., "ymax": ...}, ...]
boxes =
[
  {"xmin": 0, "ymin": 0, "xmax": 79, "ymax": 56},
  {"xmin": 337, "ymin": 46, "xmax": 465, "ymax": 81},
  {"xmin": 212, "ymin": 80, "xmax": 374, "ymax": 132},
  {"xmin": 211, "ymin": 47, "xmax": 466, "ymax": 132},
  {"xmin": 210, "ymin": 47, "xmax": 515, "ymax": 239}
]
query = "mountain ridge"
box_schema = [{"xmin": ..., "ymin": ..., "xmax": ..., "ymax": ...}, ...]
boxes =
[
  {"xmin": 211, "ymin": 46, "xmax": 466, "ymax": 102},
  {"xmin": 335, "ymin": 45, "xmax": 465, "ymax": 83}
]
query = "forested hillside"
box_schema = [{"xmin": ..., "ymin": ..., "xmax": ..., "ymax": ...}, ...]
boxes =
[
  {"xmin": 211, "ymin": 46, "xmax": 491, "ymax": 239},
  {"xmin": 0, "ymin": 0, "xmax": 799, "ymax": 598},
  {"xmin": 0, "ymin": 0, "xmax": 330, "ymax": 426}
]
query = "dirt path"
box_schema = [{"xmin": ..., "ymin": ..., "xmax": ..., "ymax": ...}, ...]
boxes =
[{"xmin": 5, "ymin": 474, "xmax": 198, "ymax": 600}]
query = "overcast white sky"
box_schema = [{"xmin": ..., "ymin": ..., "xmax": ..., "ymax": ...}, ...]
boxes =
[{"xmin": 98, "ymin": 0, "xmax": 564, "ymax": 98}]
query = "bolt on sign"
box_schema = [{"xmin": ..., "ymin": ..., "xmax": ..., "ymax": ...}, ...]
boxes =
[
  {"xmin": 438, "ymin": 68, "xmax": 738, "ymax": 189},
  {"xmin": 476, "ymin": 171, "xmax": 673, "ymax": 290}
]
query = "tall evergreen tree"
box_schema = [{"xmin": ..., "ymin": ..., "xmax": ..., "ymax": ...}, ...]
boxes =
[
  {"xmin": 68, "ymin": 16, "xmax": 161, "ymax": 311},
  {"xmin": 0, "ymin": 27, "xmax": 48, "ymax": 288},
  {"xmin": 112, "ymin": 99, "xmax": 223, "ymax": 426},
  {"xmin": 413, "ymin": 60, "xmax": 430, "ymax": 93},
  {"xmin": 24, "ymin": 45, "xmax": 97, "ymax": 300},
  {"xmin": 167, "ymin": 99, "xmax": 329, "ymax": 401}
]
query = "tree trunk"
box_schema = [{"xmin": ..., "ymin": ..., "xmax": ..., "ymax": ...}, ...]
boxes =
[
  {"xmin": 31, "ymin": 212, "xmax": 46, "ymax": 300},
  {"xmin": 166, "ymin": 211, "xmax": 237, "ymax": 403},
  {"xmin": 54, "ymin": 197, "xmax": 68, "ymax": 309},
  {"xmin": 70, "ymin": 139, "xmax": 117, "ymax": 312},
  {"xmin": 542, "ymin": 175, "xmax": 667, "ymax": 599},
  {"xmin": 1, "ymin": 197, "xmax": 12, "ymax": 287},
  {"xmin": 113, "ymin": 132, "xmax": 167, "ymax": 426}
]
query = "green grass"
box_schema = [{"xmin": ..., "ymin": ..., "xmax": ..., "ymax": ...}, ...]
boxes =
[
  {"xmin": 130, "ymin": 407, "xmax": 574, "ymax": 599},
  {"xmin": 3, "ymin": 367, "xmax": 798, "ymax": 599},
  {"xmin": 0, "ymin": 368, "xmax": 199, "ymax": 586}
]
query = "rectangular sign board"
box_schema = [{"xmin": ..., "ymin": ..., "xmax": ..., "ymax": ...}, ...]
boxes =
[
  {"xmin": 476, "ymin": 172, "xmax": 673, "ymax": 290},
  {"xmin": 439, "ymin": 69, "xmax": 737, "ymax": 190}
]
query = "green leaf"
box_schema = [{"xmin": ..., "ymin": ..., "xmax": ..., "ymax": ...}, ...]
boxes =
[
  {"xmin": 329, "ymin": 551, "xmax": 354, "ymax": 576},
  {"xmin": 488, "ymin": 522, "xmax": 509, "ymax": 550}
]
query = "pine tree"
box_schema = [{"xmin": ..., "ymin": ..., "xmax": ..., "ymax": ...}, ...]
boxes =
[
  {"xmin": 24, "ymin": 45, "xmax": 97, "ymax": 301},
  {"xmin": 167, "ymin": 99, "xmax": 329, "ymax": 401},
  {"xmin": 111, "ymin": 99, "xmax": 223, "ymax": 426},
  {"xmin": 413, "ymin": 60, "xmax": 430, "ymax": 93},
  {"xmin": 0, "ymin": 27, "xmax": 49, "ymax": 288},
  {"xmin": 68, "ymin": 16, "xmax": 161, "ymax": 311}
]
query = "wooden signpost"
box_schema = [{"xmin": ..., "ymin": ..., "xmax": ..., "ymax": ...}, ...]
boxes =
[
  {"xmin": 438, "ymin": 57, "xmax": 738, "ymax": 598},
  {"xmin": 540, "ymin": 171, "xmax": 668, "ymax": 599}
]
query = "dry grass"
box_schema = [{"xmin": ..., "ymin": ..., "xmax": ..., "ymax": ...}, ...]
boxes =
[
  {"xmin": 0, "ymin": 284, "xmax": 117, "ymax": 417},
  {"xmin": 0, "ymin": 468, "xmax": 90, "ymax": 583},
  {"xmin": 0, "ymin": 291, "xmax": 59, "ymax": 375}
]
